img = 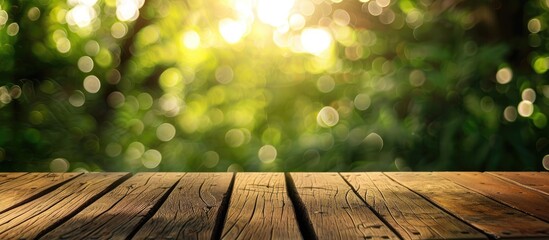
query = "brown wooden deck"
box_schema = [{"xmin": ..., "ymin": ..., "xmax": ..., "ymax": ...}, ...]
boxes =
[{"xmin": 0, "ymin": 172, "xmax": 547, "ymax": 239}]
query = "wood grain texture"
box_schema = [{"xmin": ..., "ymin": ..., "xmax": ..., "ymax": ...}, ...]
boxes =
[
  {"xmin": 0, "ymin": 173, "xmax": 27, "ymax": 185},
  {"xmin": 0, "ymin": 172, "xmax": 128, "ymax": 239},
  {"xmin": 437, "ymin": 172, "xmax": 549, "ymax": 222},
  {"xmin": 387, "ymin": 172, "xmax": 549, "ymax": 239},
  {"xmin": 342, "ymin": 172, "xmax": 485, "ymax": 239},
  {"xmin": 222, "ymin": 173, "xmax": 301, "ymax": 239},
  {"xmin": 0, "ymin": 172, "xmax": 81, "ymax": 213},
  {"xmin": 134, "ymin": 173, "xmax": 233, "ymax": 239},
  {"xmin": 41, "ymin": 172, "xmax": 182, "ymax": 240},
  {"xmin": 291, "ymin": 173, "xmax": 399, "ymax": 240},
  {"xmin": 488, "ymin": 172, "xmax": 549, "ymax": 195}
]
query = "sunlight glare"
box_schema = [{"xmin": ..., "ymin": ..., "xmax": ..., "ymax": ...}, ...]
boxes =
[
  {"xmin": 182, "ymin": 30, "xmax": 201, "ymax": 49},
  {"xmin": 67, "ymin": 0, "xmax": 97, "ymax": 6},
  {"xmin": 116, "ymin": 0, "xmax": 144, "ymax": 22},
  {"xmin": 289, "ymin": 14, "xmax": 306, "ymax": 30},
  {"xmin": 219, "ymin": 18, "xmax": 247, "ymax": 44},
  {"xmin": 257, "ymin": 0, "xmax": 294, "ymax": 27},
  {"xmin": 301, "ymin": 27, "xmax": 333, "ymax": 55},
  {"xmin": 298, "ymin": 0, "xmax": 315, "ymax": 16},
  {"xmin": 66, "ymin": 5, "xmax": 96, "ymax": 28},
  {"xmin": 233, "ymin": 0, "xmax": 254, "ymax": 22}
]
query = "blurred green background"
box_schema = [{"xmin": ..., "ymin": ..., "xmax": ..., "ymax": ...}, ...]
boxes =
[{"xmin": 0, "ymin": 0, "xmax": 548, "ymax": 172}]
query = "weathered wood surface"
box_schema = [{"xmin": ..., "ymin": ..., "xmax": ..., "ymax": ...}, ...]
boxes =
[
  {"xmin": 291, "ymin": 172, "xmax": 399, "ymax": 240},
  {"xmin": 42, "ymin": 173, "xmax": 181, "ymax": 239},
  {"xmin": 387, "ymin": 172, "xmax": 549, "ymax": 239},
  {"xmin": 0, "ymin": 172, "xmax": 128, "ymax": 239},
  {"xmin": 342, "ymin": 172, "xmax": 485, "ymax": 239},
  {"xmin": 0, "ymin": 172, "xmax": 546, "ymax": 240},
  {"xmin": 134, "ymin": 173, "xmax": 233, "ymax": 239},
  {"xmin": 488, "ymin": 172, "xmax": 549, "ymax": 195},
  {"xmin": 0, "ymin": 172, "xmax": 27, "ymax": 185},
  {"xmin": 437, "ymin": 172, "xmax": 549, "ymax": 222},
  {"xmin": 221, "ymin": 173, "xmax": 301, "ymax": 239},
  {"xmin": 0, "ymin": 172, "xmax": 81, "ymax": 213}
]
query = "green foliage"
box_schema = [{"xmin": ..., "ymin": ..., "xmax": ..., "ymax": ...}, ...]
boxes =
[{"xmin": 0, "ymin": 0, "xmax": 547, "ymax": 172}]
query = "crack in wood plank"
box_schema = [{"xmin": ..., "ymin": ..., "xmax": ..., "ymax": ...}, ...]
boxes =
[
  {"xmin": 291, "ymin": 173, "xmax": 399, "ymax": 240},
  {"xmin": 133, "ymin": 172, "xmax": 233, "ymax": 239},
  {"xmin": 342, "ymin": 172, "xmax": 485, "ymax": 239},
  {"xmin": 40, "ymin": 172, "xmax": 182, "ymax": 239},
  {"xmin": 221, "ymin": 173, "xmax": 301, "ymax": 239}
]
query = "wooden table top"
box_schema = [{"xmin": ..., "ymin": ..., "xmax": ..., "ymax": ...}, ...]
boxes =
[{"xmin": 0, "ymin": 172, "xmax": 547, "ymax": 239}]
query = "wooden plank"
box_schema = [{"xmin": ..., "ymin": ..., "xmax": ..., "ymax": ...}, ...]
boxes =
[
  {"xmin": 134, "ymin": 173, "xmax": 233, "ymax": 239},
  {"xmin": 222, "ymin": 173, "xmax": 301, "ymax": 239},
  {"xmin": 0, "ymin": 172, "xmax": 27, "ymax": 185},
  {"xmin": 488, "ymin": 172, "xmax": 549, "ymax": 195},
  {"xmin": 0, "ymin": 172, "xmax": 128, "ymax": 239},
  {"xmin": 342, "ymin": 172, "xmax": 485, "ymax": 239},
  {"xmin": 437, "ymin": 172, "xmax": 549, "ymax": 222},
  {"xmin": 0, "ymin": 172, "xmax": 81, "ymax": 213},
  {"xmin": 386, "ymin": 172, "xmax": 549, "ymax": 239},
  {"xmin": 291, "ymin": 172, "xmax": 399, "ymax": 240},
  {"xmin": 41, "ymin": 172, "xmax": 182, "ymax": 239}
]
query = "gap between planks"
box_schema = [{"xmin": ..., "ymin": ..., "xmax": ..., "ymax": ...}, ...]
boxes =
[
  {"xmin": 40, "ymin": 173, "xmax": 184, "ymax": 239},
  {"xmin": 131, "ymin": 173, "xmax": 235, "ymax": 240},
  {"xmin": 0, "ymin": 173, "xmax": 130, "ymax": 239},
  {"xmin": 289, "ymin": 172, "xmax": 400, "ymax": 239},
  {"xmin": 0, "ymin": 172, "xmax": 237, "ymax": 240},
  {"xmin": 1, "ymin": 172, "xmax": 547, "ymax": 240},
  {"xmin": 341, "ymin": 172, "xmax": 486, "ymax": 239},
  {"xmin": 221, "ymin": 173, "xmax": 302, "ymax": 239},
  {"xmin": 0, "ymin": 172, "xmax": 82, "ymax": 214}
]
